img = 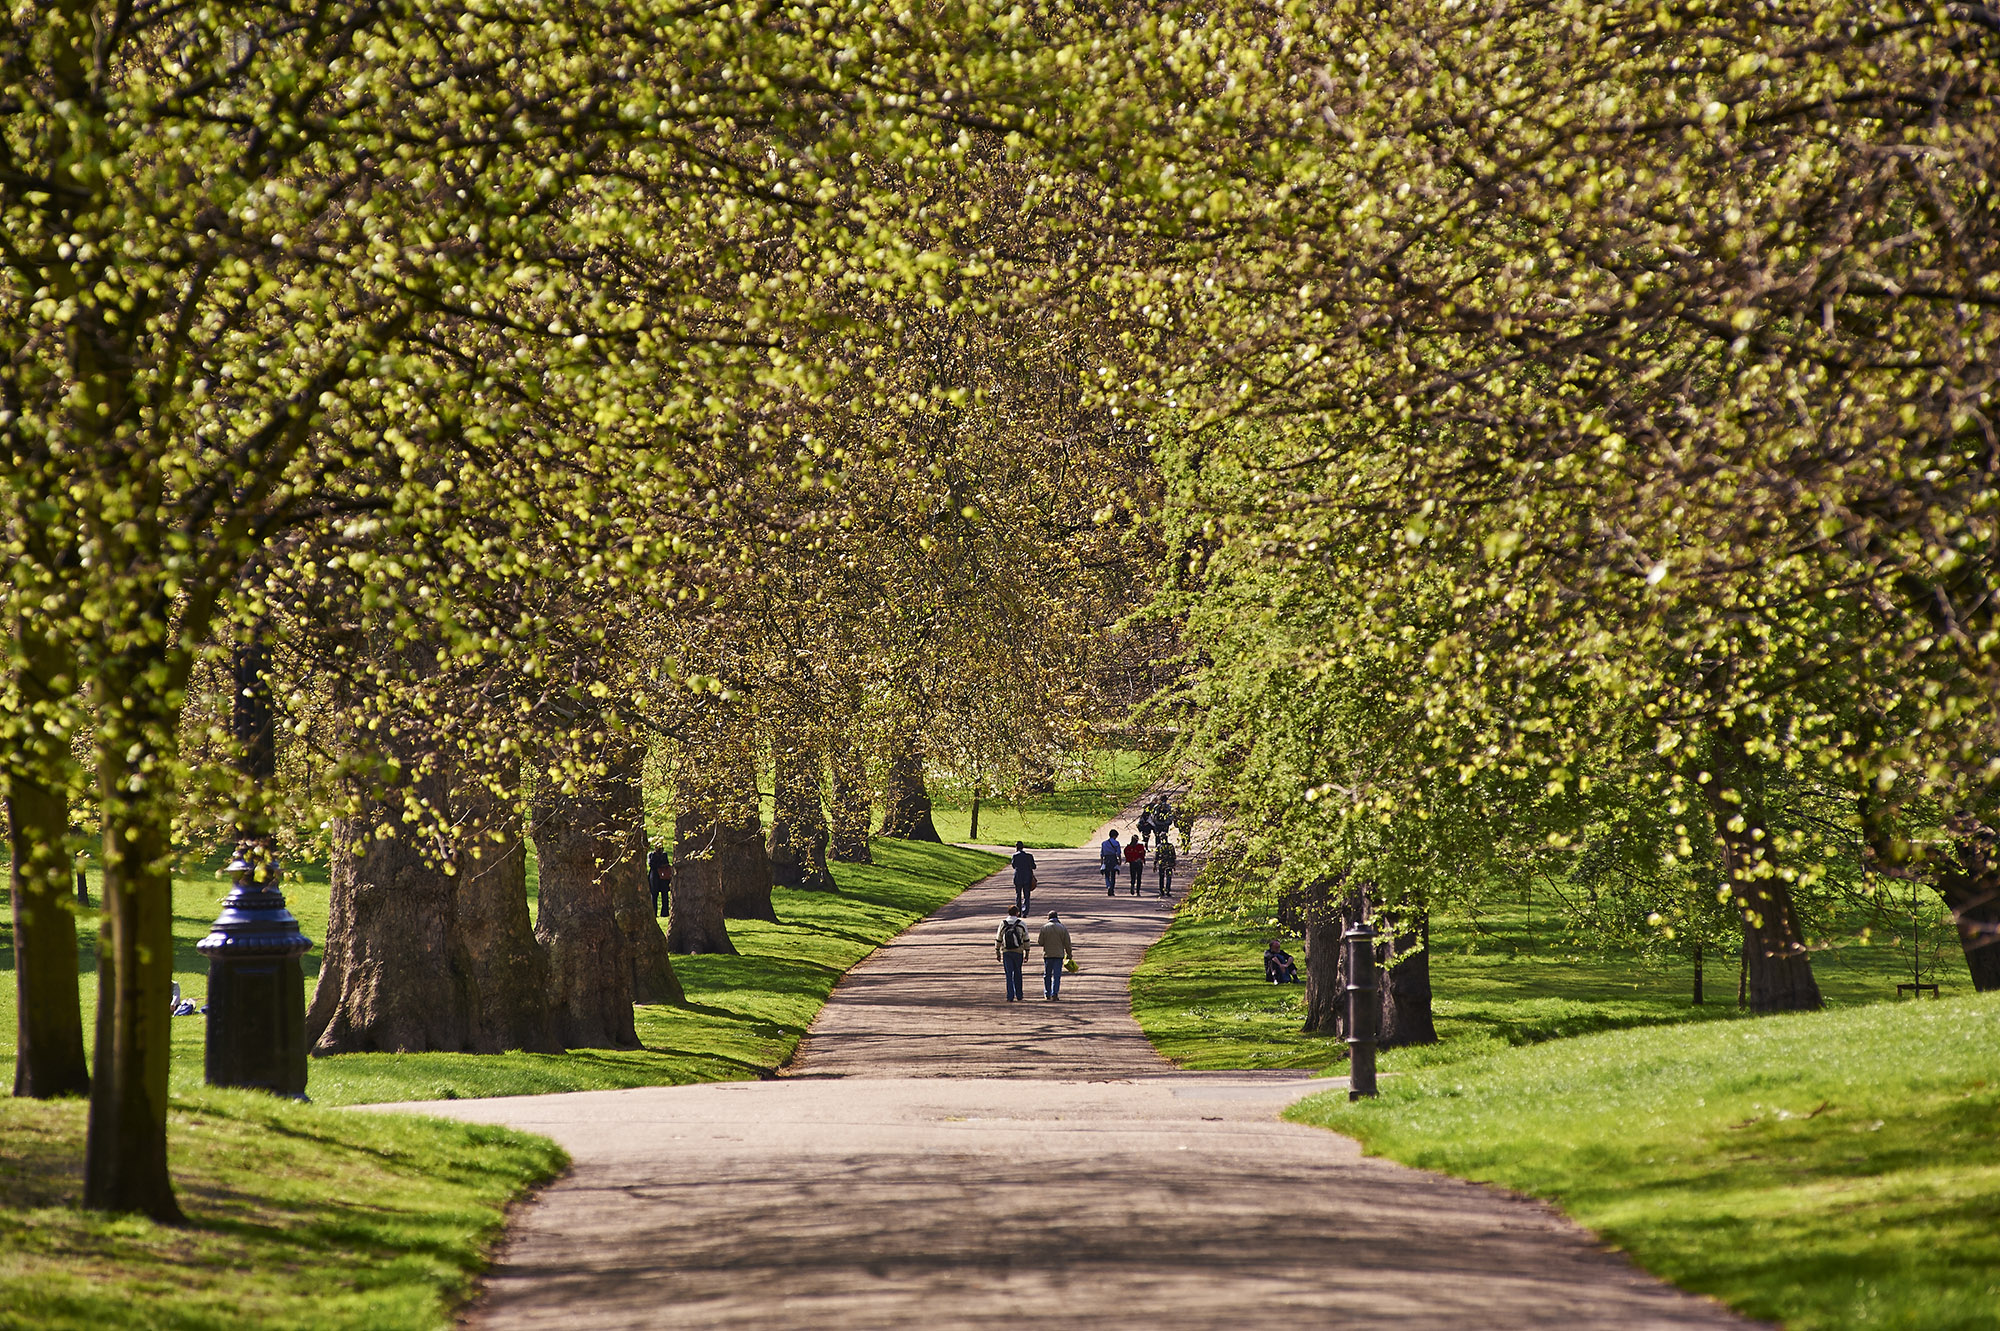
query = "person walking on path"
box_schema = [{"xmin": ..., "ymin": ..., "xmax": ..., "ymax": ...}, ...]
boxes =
[
  {"xmin": 1099, "ymin": 830, "xmax": 1123, "ymax": 896},
  {"xmin": 1124, "ymin": 834, "xmax": 1146, "ymax": 896},
  {"xmin": 1155, "ymin": 837, "xmax": 1177, "ymax": 897},
  {"xmin": 1010, "ymin": 842, "xmax": 1037, "ymax": 914},
  {"xmin": 994, "ymin": 907, "xmax": 1031, "ymax": 1002},
  {"xmin": 1137, "ymin": 809, "xmax": 1155, "ymax": 847},
  {"xmin": 647, "ymin": 847, "xmax": 673, "ymax": 918},
  {"xmin": 1038, "ymin": 911, "xmax": 1074, "ymax": 999}
]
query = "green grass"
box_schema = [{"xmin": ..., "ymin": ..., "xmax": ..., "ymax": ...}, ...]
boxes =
[
  {"xmin": 1132, "ymin": 877, "xmax": 1978, "ymax": 1078},
  {"xmin": 928, "ymin": 748, "xmax": 1161, "ymax": 847},
  {"xmin": 1285, "ymin": 994, "xmax": 2000, "ymax": 1331},
  {"xmin": 0, "ymin": 1087, "xmax": 565, "ymax": 1331},
  {"xmin": 1, "ymin": 838, "xmax": 1002, "ymax": 1104}
]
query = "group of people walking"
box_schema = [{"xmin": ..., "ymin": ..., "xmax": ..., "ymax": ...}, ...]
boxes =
[
  {"xmin": 1098, "ymin": 819, "xmax": 1177, "ymax": 898},
  {"xmin": 995, "ymin": 800, "xmax": 1187, "ymax": 1002}
]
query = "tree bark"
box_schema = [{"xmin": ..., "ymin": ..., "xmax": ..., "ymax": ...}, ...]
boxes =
[
  {"xmin": 1705, "ymin": 728, "xmax": 1822, "ymax": 1013},
  {"xmin": 720, "ymin": 809, "xmax": 777, "ymax": 921},
  {"xmin": 600, "ymin": 744, "xmax": 682, "ymax": 1003},
  {"xmin": 10, "ymin": 773, "xmax": 91, "ymax": 1099},
  {"xmin": 826, "ymin": 738, "xmax": 874, "ymax": 863},
  {"xmin": 309, "ymin": 761, "xmax": 483, "ymax": 1054},
  {"xmin": 668, "ymin": 806, "xmax": 738, "ymax": 954},
  {"xmin": 769, "ymin": 743, "xmax": 836, "ymax": 892},
  {"xmin": 1377, "ymin": 909, "xmax": 1437, "ymax": 1048},
  {"xmin": 878, "ymin": 736, "xmax": 942, "ymax": 842},
  {"xmin": 83, "ymin": 686, "xmax": 184, "ymax": 1221},
  {"xmin": 455, "ymin": 770, "xmax": 561, "ymax": 1052},
  {"xmin": 532, "ymin": 769, "xmax": 642, "ymax": 1048},
  {"xmin": 1291, "ymin": 879, "xmax": 1344, "ymax": 1036},
  {"xmin": 1935, "ymin": 830, "xmax": 2000, "ymax": 992}
]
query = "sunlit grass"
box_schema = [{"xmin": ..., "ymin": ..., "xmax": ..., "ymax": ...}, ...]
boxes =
[
  {"xmin": 928, "ymin": 748, "xmax": 1163, "ymax": 847},
  {"xmin": 1286, "ymin": 994, "xmax": 2000, "ymax": 1331},
  {"xmin": 0, "ymin": 1088, "xmax": 564, "ymax": 1331}
]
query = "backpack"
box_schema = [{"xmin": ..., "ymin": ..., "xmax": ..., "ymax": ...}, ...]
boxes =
[{"xmin": 1001, "ymin": 919, "xmax": 1029, "ymax": 952}]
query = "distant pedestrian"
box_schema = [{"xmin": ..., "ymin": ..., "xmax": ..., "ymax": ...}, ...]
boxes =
[
  {"xmin": 647, "ymin": 847, "xmax": 673, "ymax": 918},
  {"xmin": 1010, "ymin": 842, "xmax": 1037, "ymax": 913},
  {"xmin": 1155, "ymin": 838, "xmax": 1177, "ymax": 897},
  {"xmin": 1123, "ymin": 834, "xmax": 1146, "ymax": 895},
  {"xmin": 1039, "ymin": 911, "xmax": 1074, "ymax": 999},
  {"xmin": 1264, "ymin": 940, "xmax": 1300, "ymax": 984},
  {"xmin": 1137, "ymin": 809, "xmax": 1155, "ymax": 847},
  {"xmin": 995, "ymin": 907, "xmax": 1032, "ymax": 1002},
  {"xmin": 1099, "ymin": 830, "xmax": 1123, "ymax": 896}
]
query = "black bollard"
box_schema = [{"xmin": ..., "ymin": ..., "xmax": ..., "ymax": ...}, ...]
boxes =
[
  {"xmin": 198, "ymin": 627, "xmax": 312, "ymax": 1098},
  {"xmin": 198, "ymin": 846, "xmax": 312, "ymax": 1098},
  {"xmin": 1344, "ymin": 919, "xmax": 1379, "ymax": 1100}
]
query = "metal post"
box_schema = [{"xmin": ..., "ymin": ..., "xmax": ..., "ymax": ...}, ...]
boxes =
[
  {"xmin": 197, "ymin": 628, "xmax": 312, "ymax": 1098},
  {"xmin": 1344, "ymin": 920, "xmax": 1379, "ymax": 1100}
]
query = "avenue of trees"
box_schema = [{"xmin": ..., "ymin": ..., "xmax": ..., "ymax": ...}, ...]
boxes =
[{"xmin": 7, "ymin": 0, "xmax": 1997, "ymax": 1218}]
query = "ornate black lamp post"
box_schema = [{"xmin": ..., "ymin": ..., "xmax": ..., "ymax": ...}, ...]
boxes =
[
  {"xmin": 197, "ymin": 630, "xmax": 312, "ymax": 1098},
  {"xmin": 1343, "ymin": 919, "xmax": 1379, "ymax": 1100}
]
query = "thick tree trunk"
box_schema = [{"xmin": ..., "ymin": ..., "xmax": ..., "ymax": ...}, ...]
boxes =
[
  {"xmin": 599, "ymin": 744, "xmax": 682, "ymax": 1003},
  {"xmin": 309, "ymin": 763, "xmax": 483, "ymax": 1054},
  {"xmin": 769, "ymin": 744, "xmax": 836, "ymax": 892},
  {"xmin": 826, "ymin": 740, "xmax": 874, "ymax": 863},
  {"xmin": 1706, "ymin": 728, "xmax": 1822, "ymax": 1014},
  {"xmin": 668, "ymin": 807, "xmax": 738, "ymax": 954},
  {"xmin": 10, "ymin": 775, "xmax": 90, "ymax": 1099},
  {"xmin": 878, "ymin": 737, "xmax": 942, "ymax": 842},
  {"xmin": 1936, "ymin": 834, "xmax": 2000, "ymax": 992},
  {"xmin": 1300, "ymin": 915, "xmax": 1343, "ymax": 1035},
  {"xmin": 720, "ymin": 810, "xmax": 777, "ymax": 922},
  {"xmin": 455, "ymin": 772, "xmax": 561, "ymax": 1052},
  {"xmin": 83, "ymin": 698, "xmax": 184, "ymax": 1222},
  {"xmin": 1377, "ymin": 910, "xmax": 1437, "ymax": 1048},
  {"xmin": 532, "ymin": 770, "xmax": 641, "ymax": 1048}
]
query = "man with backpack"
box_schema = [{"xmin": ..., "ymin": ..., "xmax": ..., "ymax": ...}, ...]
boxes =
[
  {"xmin": 1010, "ymin": 842, "xmax": 1037, "ymax": 913},
  {"xmin": 1099, "ymin": 829, "xmax": 1123, "ymax": 896},
  {"xmin": 1155, "ymin": 837, "xmax": 1178, "ymax": 897},
  {"xmin": 647, "ymin": 846, "xmax": 673, "ymax": 918},
  {"xmin": 1137, "ymin": 808, "xmax": 1155, "ymax": 847},
  {"xmin": 995, "ymin": 907, "xmax": 1032, "ymax": 1001}
]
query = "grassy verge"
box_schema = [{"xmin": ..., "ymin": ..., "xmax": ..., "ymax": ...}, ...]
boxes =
[
  {"xmin": 1, "ymin": 838, "xmax": 1000, "ymax": 1103},
  {"xmin": 1132, "ymin": 878, "xmax": 1977, "ymax": 1079},
  {"xmin": 0, "ymin": 1088, "xmax": 564, "ymax": 1331},
  {"xmin": 1285, "ymin": 994, "xmax": 2000, "ymax": 1331},
  {"xmin": 928, "ymin": 749, "xmax": 1161, "ymax": 848}
]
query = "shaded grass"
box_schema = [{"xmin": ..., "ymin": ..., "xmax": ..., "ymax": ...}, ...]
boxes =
[
  {"xmin": 928, "ymin": 749, "xmax": 1160, "ymax": 848},
  {"xmin": 1285, "ymin": 995, "xmax": 2000, "ymax": 1331},
  {"xmin": 0, "ymin": 1088, "xmax": 564, "ymax": 1331},
  {"xmin": 0, "ymin": 839, "xmax": 1000, "ymax": 1104}
]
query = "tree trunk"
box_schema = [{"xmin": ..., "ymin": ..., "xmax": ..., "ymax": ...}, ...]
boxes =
[
  {"xmin": 769, "ymin": 743, "xmax": 836, "ymax": 892},
  {"xmin": 455, "ymin": 770, "xmax": 561, "ymax": 1052},
  {"xmin": 826, "ymin": 739, "xmax": 874, "ymax": 863},
  {"xmin": 83, "ymin": 691, "xmax": 184, "ymax": 1222},
  {"xmin": 1300, "ymin": 915, "xmax": 1343, "ymax": 1035},
  {"xmin": 720, "ymin": 809, "xmax": 777, "ymax": 922},
  {"xmin": 668, "ymin": 806, "xmax": 738, "ymax": 954},
  {"xmin": 1692, "ymin": 942, "xmax": 1705, "ymax": 1005},
  {"xmin": 532, "ymin": 770, "xmax": 641, "ymax": 1048},
  {"xmin": 1935, "ymin": 837, "xmax": 2000, "ymax": 992},
  {"xmin": 1705, "ymin": 728, "xmax": 1822, "ymax": 1014},
  {"xmin": 10, "ymin": 774, "xmax": 91, "ymax": 1099},
  {"xmin": 309, "ymin": 761, "xmax": 482, "ymax": 1054},
  {"xmin": 600, "ymin": 744, "xmax": 682, "ymax": 1003},
  {"xmin": 1377, "ymin": 909, "xmax": 1437, "ymax": 1048},
  {"xmin": 878, "ymin": 736, "xmax": 942, "ymax": 842}
]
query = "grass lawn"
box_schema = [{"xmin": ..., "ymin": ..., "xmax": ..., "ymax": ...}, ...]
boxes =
[
  {"xmin": 1, "ymin": 838, "xmax": 1002, "ymax": 1104},
  {"xmin": 1131, "ymin": 878, "xmax": 1977, "ymax": 1078},
  {"xmin": 0, "ymin": 1088, "xmax": 564, "ymax": 1331},
  {"xmin": 1286, "ymin": 994, "xmax": 2000, "ymax": 1331},
  {"xmin": 927, "ymin": 748, "xmax": 1163, "ymax": 848}
]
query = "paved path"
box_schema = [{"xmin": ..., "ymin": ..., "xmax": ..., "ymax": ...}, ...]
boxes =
[{"xmin": 375, "ymin": 818, "xmax": 1755, "ymax": 1330}]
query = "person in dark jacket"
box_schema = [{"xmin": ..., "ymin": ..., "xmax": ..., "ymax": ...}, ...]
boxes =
[
  {"xmin": 647, "ymin": 847, "xmax": 673, "ymax": 918},
  {"xmin": 1264, "ymin": 940, "xmax": 1299, "ymax": 984},
  {"xmin": 1011, "ymin": 842, "xmax": 1037, "ymax": 913}
]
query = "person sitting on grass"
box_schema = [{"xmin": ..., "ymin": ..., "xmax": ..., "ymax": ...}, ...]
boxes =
[{"xmin": 1264, "ymin": 940, "xmax": 1299, "ymax": 984}]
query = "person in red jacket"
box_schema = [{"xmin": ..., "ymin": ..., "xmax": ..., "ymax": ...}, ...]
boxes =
[{"xmin": 1123, "ymin": 834, "xmax": 1146, "ymax": 896}]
